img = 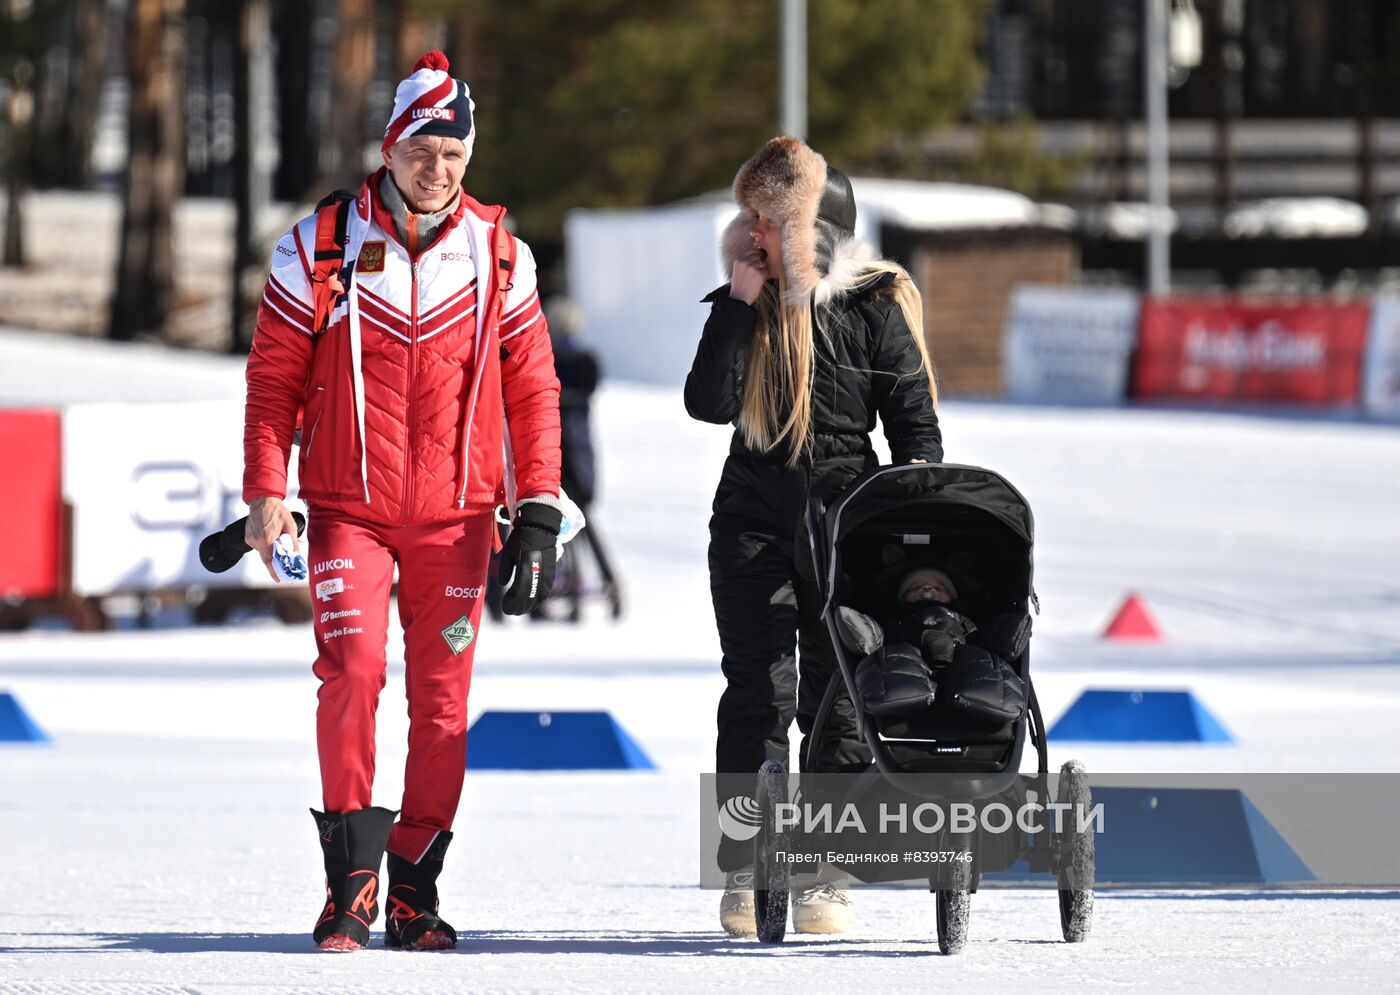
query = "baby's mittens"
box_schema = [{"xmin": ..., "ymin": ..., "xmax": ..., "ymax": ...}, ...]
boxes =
[
  {"xmin": 913, "ymin": 605, "xmax": 977, "ymax": 665},
  {"xmin": 975, "ymin": 611, "xmax": 1032, "ymax": 661}
]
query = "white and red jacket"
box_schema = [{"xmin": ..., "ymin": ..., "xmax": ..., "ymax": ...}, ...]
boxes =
[{"xmin": 243, "ymin": 168, "xmax": 561, "ymax": 524}]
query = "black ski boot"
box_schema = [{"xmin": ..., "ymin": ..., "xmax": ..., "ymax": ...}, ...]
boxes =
[
  {"xmin": 310, "ymin": 806, "xmax": 396, "ymax": 951},
  {"xmin": 385, "ymin": 831, "xmax": 458, "ymax": 950}
]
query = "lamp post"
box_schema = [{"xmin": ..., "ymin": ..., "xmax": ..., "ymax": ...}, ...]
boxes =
[
  {"xmin": 1144, "ymin": 0, "xmax": 1203, "ymax": 293},
  {"xmin": 781, "ymin": 0, "xmax": 806, "ymax": 139},
  {"xmin": 1144, "ymin": 0, "xmax": 1170, "ymax": 293}
]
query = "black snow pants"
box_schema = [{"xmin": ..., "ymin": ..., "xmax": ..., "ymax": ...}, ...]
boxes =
[{"xmin": 709, "ymin": 457, "xmax": 872, "ymax": 872}]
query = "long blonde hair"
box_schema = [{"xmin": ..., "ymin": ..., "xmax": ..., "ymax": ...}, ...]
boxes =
[{"xmin": 738, "ymin": 258, "xmax": 938, "ymax": 468}]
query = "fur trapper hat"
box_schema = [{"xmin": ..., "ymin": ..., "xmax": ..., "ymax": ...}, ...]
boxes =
[{"xmin": 721, "ymin": 136, "xmax": 872, "ymax": 306}]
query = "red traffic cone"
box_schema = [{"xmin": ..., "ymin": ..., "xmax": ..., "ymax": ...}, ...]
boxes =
[{"xmin": 1102, "ymin": 593, "xmax": 1163, "ymax": 641}]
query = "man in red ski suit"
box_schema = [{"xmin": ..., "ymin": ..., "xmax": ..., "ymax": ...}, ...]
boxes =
[{"xmin": 241, "ymin": 51, "xmax": 562, "ymax": 952}]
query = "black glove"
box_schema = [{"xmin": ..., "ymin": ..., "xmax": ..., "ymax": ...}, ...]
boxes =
[{"xmin": 497, "ymin": 502, "xmax": 563, "ymax": 616}]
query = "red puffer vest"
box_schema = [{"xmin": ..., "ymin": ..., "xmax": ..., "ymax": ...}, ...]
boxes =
[{"xmin": 243, "ymin": 168, "xmax": 561, "ymax": 524}]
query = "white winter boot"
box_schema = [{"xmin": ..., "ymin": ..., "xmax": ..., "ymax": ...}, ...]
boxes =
[
  {"xmin": 791, "ymin": 868, "xmax": 854, "ymax": 934},
  {"xmin": 719, "ymin": 868, "xmax": 756, "ymax": 937}
]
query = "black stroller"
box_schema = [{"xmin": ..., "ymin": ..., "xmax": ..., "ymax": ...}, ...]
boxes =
[{"xmin": 747, "ymin": 462, "xmax": 1094, "ymax": 952}]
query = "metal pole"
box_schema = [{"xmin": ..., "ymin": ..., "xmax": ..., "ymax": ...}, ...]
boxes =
[
  {"xmin": 781, "ymin": 0, "xmax": 806, "ymax": 138},
  {"xmin": 1144, "ymin": 0, "xmax": 1170, "ymax": 293}
]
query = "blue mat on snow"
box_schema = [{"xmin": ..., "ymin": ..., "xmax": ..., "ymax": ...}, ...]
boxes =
[
  {"xmin": 466, "ymin": 710, "xmax": 656, "ymax": 770},
  {"xmin": 1048, "ymin": 688, "xmax": 1233, "ymax": 743},
  {"xmin": 985, "ymin": 786, "xmax": 1312, "ymax": 885},
  {"xmin": 0, "ymin": 691, "xmax": 49, "ymax": 743}
]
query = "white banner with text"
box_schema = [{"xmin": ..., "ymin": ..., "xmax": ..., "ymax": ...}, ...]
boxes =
[
  {"xmin": 1003, "ymin": 286, "xmax": 1140, "ymax": 404},
  {"xmin": 63, "ymin": 401, "xmax": 305, "ymax": 595}
]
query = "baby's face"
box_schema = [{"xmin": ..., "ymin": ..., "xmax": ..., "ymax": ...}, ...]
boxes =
[{"xmin": 900, "ymin": 569, "xmax": 955, "ymax": 604}]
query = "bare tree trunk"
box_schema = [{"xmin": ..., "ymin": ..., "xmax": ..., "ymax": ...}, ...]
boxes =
[
  {"xmin": 62, "ymin": 0, "xmax": 109, "ymax": 189},
  {"xmin": 272, "ymin": 0, "xmax": 317, "ymax": 201},
  {"xmin": 1358, "ymin": 115, "xmax": 1378, "ymax": 228},
  {"xmin": 230, "ymin": 0, "xmax": 272, "ymax": 353},
  {"xmin": 316, "ymin": 0, "xmax": 375, "ymax": 192},
  {"xmin": 31, "ymin": 0, "xmax": 106, "ymax": 189},
  {"xmin": 392, "ymin": 1, "xmax": 445, "ymax": 73},
  {"xmin": 1353, "ymin": 5, "xmax": 1380, "ymax": 234},
  {"xmin": 3, "ymin": 0, "xmax": 37, "ymax": 267},
  {"xmin": 4, "ymin": 84, "xmax": 32, "ymax": 267},
  {"xmin": 110, "ymin": 0, "xmax": 185, "ymax": 342},
  {"xmin": 447, "ymin": 12, "xmax": 482, "ymax": 74}
]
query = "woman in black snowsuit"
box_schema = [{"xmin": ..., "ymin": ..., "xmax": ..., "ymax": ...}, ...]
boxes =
[{"xmin": 685, "ymin": 136, "xmax": 942, "ymax": 937}]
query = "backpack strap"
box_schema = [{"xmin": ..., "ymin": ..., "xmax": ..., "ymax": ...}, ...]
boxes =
[
  {"xmin": 308, "ymin": 189, "xmax": 356, "ymax": 335},
  {"xmin": 490, "ymin": 217, "xmax": 520, "ymax": 367},
  {"xmin": 492, "ymin": 216, "xmax": 517, "ymax": 308},
  {"xmin": 490, "ymin": 216, "xmax": 524, "ymax": 508}
]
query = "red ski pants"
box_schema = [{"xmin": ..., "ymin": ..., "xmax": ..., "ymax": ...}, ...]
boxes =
[{"xmin": 308, "ymin": 508, "xmax": 494, "ymax": 862}]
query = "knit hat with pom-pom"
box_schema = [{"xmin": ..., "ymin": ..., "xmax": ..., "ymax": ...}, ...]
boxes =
[{"xmin": 381, "ymin": 51, "xmax": 476, "ymax": 158}]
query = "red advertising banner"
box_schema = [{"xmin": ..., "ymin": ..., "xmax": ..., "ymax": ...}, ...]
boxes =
[
  {"xmin": 1135, "ymin": 297, "xmax": 1372, "ymax": 406},
  {"xmin": 0, "ymin": 409, "xmax": 64, "ymax": 598}
]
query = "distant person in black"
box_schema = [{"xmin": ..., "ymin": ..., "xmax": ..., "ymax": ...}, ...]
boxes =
[
  {"xmin": 546, "ymin": 296, "xmax": 601, "ymax": 509},
  {"xmin": 486, "ymin": 297, "xmax": 617, "ymax": 622}
]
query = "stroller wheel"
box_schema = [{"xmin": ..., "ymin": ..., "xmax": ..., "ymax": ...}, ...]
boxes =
[
  {"xmin": 753, "ymin": 759, "xmax": 790, "ymax": 944},
  {"xmin": 935, "ymin": 851, "xmax": 972, "ymax": 955},
  {"xmin": 1054, "ymin": 760, "xmax": 1095, "ymax": 943}
]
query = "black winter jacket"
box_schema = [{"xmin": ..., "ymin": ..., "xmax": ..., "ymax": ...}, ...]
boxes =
[{"xmin": 685, "ymin": 274, "xmax": 942, "ymax": 527}]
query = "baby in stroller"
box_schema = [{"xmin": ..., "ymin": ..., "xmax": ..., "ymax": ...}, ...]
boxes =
[{"xmin": 851, "ymin": 551, "xmax": 1029, "ymax": 731}]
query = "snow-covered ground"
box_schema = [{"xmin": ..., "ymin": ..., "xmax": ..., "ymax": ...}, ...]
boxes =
[{"xmin": 3, "ymin": 384, "xmax": 1400, "ymax": 992}]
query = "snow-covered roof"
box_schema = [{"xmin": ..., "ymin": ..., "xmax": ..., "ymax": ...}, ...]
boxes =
[
  {"xmin": 1223, "ymin": 198, "xmax": 1369, "ymax": 239},
  {"xmin": 847, "ymin": 178, "xmax": 1067, "ymax": 231},
  {"xmin": 1084, "ymin": 202, "xmax": 1181, "ymax": 240},
  {"xmin": 686, "ymin": 177, "xmax": 1073, "ymax": 232}
]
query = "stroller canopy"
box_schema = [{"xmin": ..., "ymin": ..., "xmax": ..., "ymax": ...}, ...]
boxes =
[{"xmin": 813, "ymin": 463, "xmax": 1036, "ymax": 617}]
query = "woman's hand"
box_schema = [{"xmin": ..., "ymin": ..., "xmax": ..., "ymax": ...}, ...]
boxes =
[{"xmin": 729, "ymin": 251, "xmax": 768, "ymax": 306}]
